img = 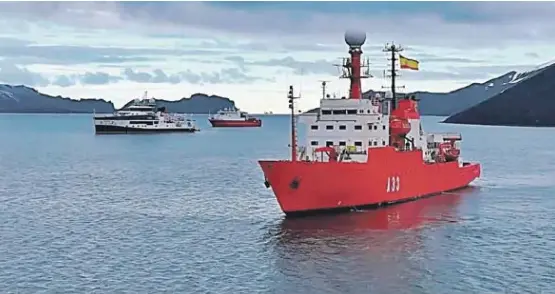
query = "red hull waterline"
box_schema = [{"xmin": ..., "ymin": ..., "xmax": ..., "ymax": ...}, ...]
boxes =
[
  {"xmin": 209, "ymin": 119, "xmax": 262, "ymax": 127},
  {"xmin": 259, "ymin": 147, "xmax": 481, "ymax": 216}
]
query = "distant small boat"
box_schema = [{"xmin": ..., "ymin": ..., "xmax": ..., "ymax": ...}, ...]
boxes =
[
  {"xmin": 94, "ymin": 91, "xmax": 199, "ymax": 134},
  {"xmin": 208, "ymin": 107, "xmax": 262, "ymax": 128}
]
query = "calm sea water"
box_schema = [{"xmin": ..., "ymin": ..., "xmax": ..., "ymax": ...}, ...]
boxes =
[{"xmin": 0, "ymin": 113, "xmax": 554, "ymax": 294}]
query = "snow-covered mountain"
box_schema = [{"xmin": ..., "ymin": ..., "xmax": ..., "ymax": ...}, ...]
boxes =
[{"xmin": 444, "ymin": 60, "xmax": 555, "ymax": 126}]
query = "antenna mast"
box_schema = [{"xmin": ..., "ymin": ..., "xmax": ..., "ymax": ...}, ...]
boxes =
[
  {"xmin": 319, "ymin": 80, "xmax": 330, "ymax": 99},
  {"xmin": 383, "ymin": 42, "xmax": 405, "ymax": 110},
  {"xmin": 287, "ymin": 85, "xmax": 300, "ymax": 162},
  {"xmin": 333, "ymin": 31, "xmax": 371, "ymax": 99}
]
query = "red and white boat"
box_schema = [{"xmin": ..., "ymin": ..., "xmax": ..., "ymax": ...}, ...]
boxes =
[
  {"xmin": 258, "ymin": 31, "xmax": 481, "ymax": 217},
  {"xmin": 208, "ymin": 107, "xmax": 262, "ymax": 127}
]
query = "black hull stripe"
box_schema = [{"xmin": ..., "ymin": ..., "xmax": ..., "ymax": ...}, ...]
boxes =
[{"xmin": 95, "ymin": 125, "xmax": 196, "ymax": 134}]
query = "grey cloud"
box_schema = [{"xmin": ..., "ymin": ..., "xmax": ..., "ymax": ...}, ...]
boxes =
[
  {"xmin": 391, "ymin": 64, "xmax": 538, "ymax": 82},
  {"xmin": 225, "ymin": 56, "xmax": 338, "ymax": 76},
  {"xmin": 79, "ymin": 72, "xmax": 122, "ymax": 85},
  {"xmin": 0, "ymin": 38, "xmax": 226, "ymax": 66},
  {"xmin": 224, "ymin": 54, "xmax": 490, "ymax": 78},
  {"xmin": 461, "ymin": 2, "xmax": 555, "ymax": 23},
  {"xmin": 4, "ymin": 60, "xmax": 267, "ymax": 87},
  {"xmin": 408, "ymin": 53, "xmax": 485, "ymax": 64},
  {"xmin": 123, "ymin": 68, "xmax": 181, "ymax": 84},
  {"xmin": 123, "ymin": 67, "xmax": 271, "ymax": 85},
  {"xmin": 4, "ymin": 2, "xmax": 553, "ymax": 50},
  {"xmin": 0, "ymin": 60, "xmax": 49, "ymax": 87},
  {"xmin": 394, "ymin": 70, "xmax": 491, "ymax": 82},
  {"xmin": 0, "ymin": 37, "xmax": 34, "ymax": 48},
  {"xmin": 52, "ymin": 75, "xmax": 75, "ymax": 87}
]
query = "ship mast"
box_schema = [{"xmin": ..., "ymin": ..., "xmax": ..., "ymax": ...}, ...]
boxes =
[
  {"xmin": 383, "ymin": 43, "xmax": 405, "ymax": 110},
  {"xmin": 319, "ymin": 80, "xmax": 330, "ymax": 99},
  {"xmin": 288, "ymin": 85, "xmax": 300, "ymax": 162},
  {"xmin": 334, "ymin": 31, "xmax": 371, "ymax": 99}
]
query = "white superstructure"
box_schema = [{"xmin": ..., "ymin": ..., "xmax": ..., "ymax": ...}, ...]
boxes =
[
  {"xmin": 297, "ymin": 90, "xmax": 462, "ymax": 165},
  {"xmin": 209, "ymin": 107, "xmax": 251, "ymax": 121},
  {"xmin": 94, "ymin": 92, "xmax": 198, "ymax": 134},
  {"xmin": 299, "ymin": 92, "xmax": 392, "ymax": 162}
]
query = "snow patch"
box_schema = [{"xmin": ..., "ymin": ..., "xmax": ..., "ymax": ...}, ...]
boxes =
[
  {"xmin": 0, "ymin": 90, "xmax": 19, "ymax": 102},
  {"xmin": 508, "ymin": 59, "xmax": 555, "ymax": 84}
]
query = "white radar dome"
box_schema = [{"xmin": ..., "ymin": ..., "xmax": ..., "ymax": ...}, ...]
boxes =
[{"xmin": 344, "ymin": 30, "xmax": 366, "ymax": 47}]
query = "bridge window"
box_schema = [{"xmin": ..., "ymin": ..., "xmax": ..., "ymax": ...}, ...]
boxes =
[
  {"xmin": 359, "ymin": 110, "xmax": 364, "ymax": 114},
  {"xmin": 354, "ymin": 141, "xmax": 362, "ymax": 146},
  {"xmin": 383, "ymin": 125, "xmax": 386, "ymax": 130},
  {"xmin": 326, "ymin": 125, "xmax": 333, "ymax": 130},
  {"xmin": 332, "ymin": 110, "xmax": 347, "ymax": 115},
  {"xmin": 354, "ymin": 125, "xmax": 362, "ymax": 130},
  {"xmin": 311, "ymin": 125, "xmax": 318, "ymax": 130},
  {"xmin": 322, "ymin": 110, "xmax": 332, "ymax": 115},
  {"xmin": 382, "ymin": 140, "xmax": 386, "ymax": 145},
  {"xmin": 373, "ymin": 125, "xmax": 378, "ymax": 130},
  {"xmin": 339, "ymin": 125, "xmax": 346, "ymax": 130},
  {"xmin": 130, "ymin": 121, "xmax": 154, "ymax": 125},
  {"xmin": 339, "ymin": 141, "xmax": 346, "ymax": 146},
  {"xmin": 311, "ymin": 141, "xmax": 318, "ymax": 146},
  {"xmin": 374, "ymin": 141, "xmax": 378, "ymax": 146},
  {"xmin": 367, "ymin": 109, "xmax": 371, "ymax": 113},
  {"xmin": 326, "ymin": 141, "xmax": 333, "ymax": 146},
  {"xmin": 347, "ymin": 109, "xmax": 357, "ymax": 115}
]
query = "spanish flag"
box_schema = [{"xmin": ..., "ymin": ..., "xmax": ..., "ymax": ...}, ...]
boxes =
[{"xmin": 399, "ymin": 55, "xmax": 419, "ymax": 71}]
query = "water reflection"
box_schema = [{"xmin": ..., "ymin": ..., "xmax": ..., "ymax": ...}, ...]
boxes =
[{"xmin": 266, "ymin": 187, "xmax": 480, "ymax": 294}]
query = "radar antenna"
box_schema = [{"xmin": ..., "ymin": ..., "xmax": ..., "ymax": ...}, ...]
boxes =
[{"xmin": 382, "ymin": 42, "xmax": 405, "ymax": 110}]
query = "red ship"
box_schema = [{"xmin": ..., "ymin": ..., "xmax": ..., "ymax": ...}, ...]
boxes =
[
  {"xmin": 208, "ymin": 107, "xmax": 262, "ymax": 127},
  {"xmin": 259, "ymin": 31, "xmax": 481, "ymax": 217}
]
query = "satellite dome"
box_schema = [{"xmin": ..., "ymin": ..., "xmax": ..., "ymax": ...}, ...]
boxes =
[{"xmin": 344, "ymin": 30, "xmax": 366, "ymax": 47}]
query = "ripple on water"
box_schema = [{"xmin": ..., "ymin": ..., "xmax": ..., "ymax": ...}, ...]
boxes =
[{"xmin": 0, "ymin": 115, "xmax": 554, "ymax": 293}]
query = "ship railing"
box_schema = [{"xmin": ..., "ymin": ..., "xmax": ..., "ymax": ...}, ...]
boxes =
[
  {"xmin": 430, "ymin": 132, "xmax": 462, "ymax": 141},
  {"xmin": 93, "ymin": 113, "xmax": 115, "ymax": 118}
]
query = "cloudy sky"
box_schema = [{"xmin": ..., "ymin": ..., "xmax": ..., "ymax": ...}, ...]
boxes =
[{"xmin": 0, "ymin": 1, "xmax": 554, "ymax": 113}]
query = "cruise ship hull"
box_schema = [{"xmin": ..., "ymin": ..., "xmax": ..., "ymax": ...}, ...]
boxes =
[
  {"xmin": 259, "ymin": 147, "xmax": 481, "ymax": 216},
  {"xmin": 95, "ymin": 124, "xmax": 197, "ymax": 134},
  {"xmin": 209, "ymin": 119, "xmax": 262, "ymax": 127}
]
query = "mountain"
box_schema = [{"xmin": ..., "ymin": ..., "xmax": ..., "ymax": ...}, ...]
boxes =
[
  {"xmin": 444, "ymin": 61, "xmax": 555, "ymax": 126},
  {"xmin": 0, "ymin": 85, "xmax": 114, "ymax": 113},
  {"xmin": 412, "ymin": 72, "xmax": 518, "ymax": 116},
  {"xmin": 0, "ymin": 85, "xmax": 236, "ymax": 114},
  {"xmin": 304, "ymin": 72, "xmax": 519, "ymax": 116}
]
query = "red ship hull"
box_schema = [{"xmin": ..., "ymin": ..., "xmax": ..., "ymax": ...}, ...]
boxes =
[
  {"xmin": 259, "ymin": 147, "xmax": 481, "ymax": 216},
  {"xmin": 208, "ymin": 119, "xmax": 262, "ymax": 127}
]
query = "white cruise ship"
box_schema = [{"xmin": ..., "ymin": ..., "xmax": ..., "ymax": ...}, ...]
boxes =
[{"xmin": 93, "ymin": 92, "xmax": 199, "ymax": 134}]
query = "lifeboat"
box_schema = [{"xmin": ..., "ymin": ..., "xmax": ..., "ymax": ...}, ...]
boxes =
[{"xmin": 389, "ymin": 116, "xmax": 411, "ymax": 137}]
